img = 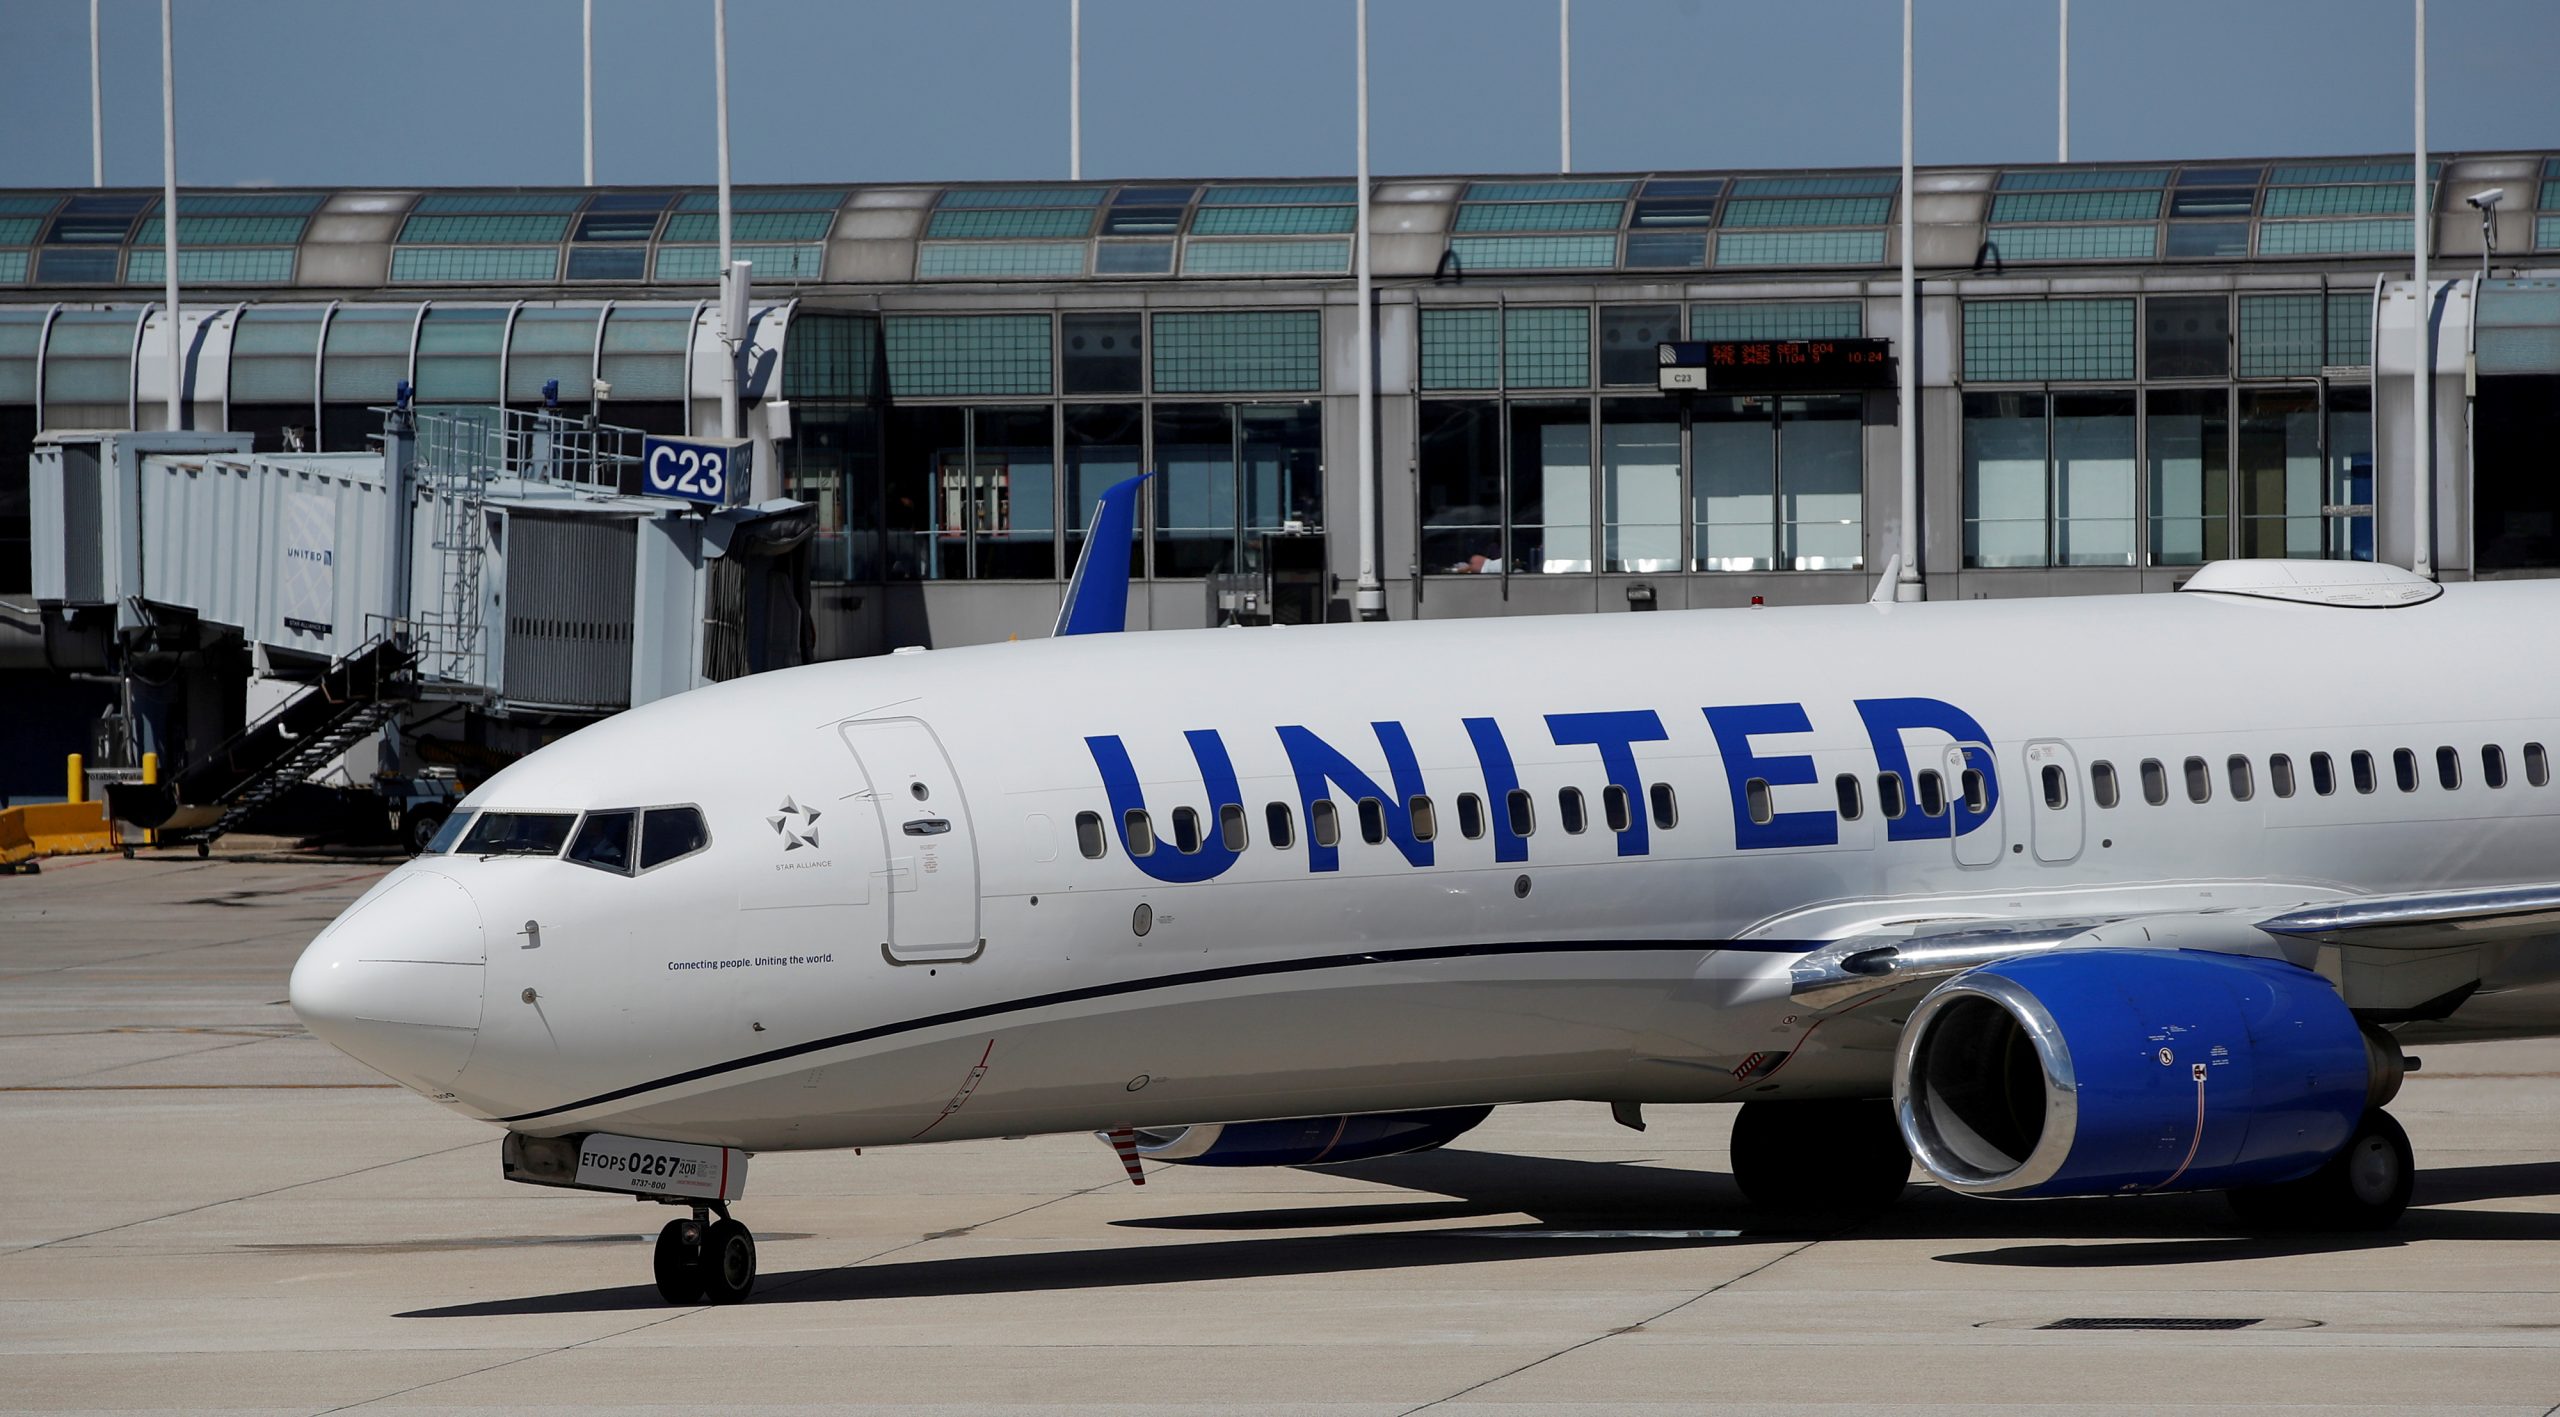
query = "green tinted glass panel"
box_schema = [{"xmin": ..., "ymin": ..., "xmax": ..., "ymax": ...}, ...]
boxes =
[
  {"xmin": 400, "ymin": 214, "xmax": 571, "ymax": 243},
  {"xmin": 1961, "ymin": 298, "xmax": 2134, "ymax": 381},
  {"xmin": 2238, "ymin": 293, "xmax": 2323, "ymax": 377},
  {"xmin": 1689, "ymin": 302, "xmax": 1861, "ymax": 341},
  {"xmin": 662, "ymin": 210, "xmax": 835, "ymax": 242},
  {"xmin": 1463, "ymin": 180, "xmax": 1635, "ymax": 201},
  {"xmin": 1419, "ymin": 308, "xmax": 1498, "ymax": 389},
  {"xmin": 165, "ymin": 192, "xmax": 325, "ymax": 215},
  {"xmin": 1180, "ymin": 239, "xmax": 1350, "ymax": 275},
  {"xmin": 599, "ymin": 307, "xmax": 704, "ymax": 400},
  {"xmin": 1715, "ymin": 230, "xmax": 1886, "ymax": 265},
  {"xmin": 1505, "ymin": 306, "xmax": 1589, "ymax": 388},
  {"xmin": 1721, "ymin": 197, "xmax": 1892, "ymax": 228},
  {"xmin": 2542, "ymin": 181, "xmax": 2560, "ymax": 214},
  {"xmin": 2269, "ymin": 161, "xmax": 2431, "ymax": 184},
  {"xmin": 2328, "ymin": 292, "xmax": 2373, "ymax": 367},
  {"xmin": 1151, "ymin": 310, "xmax": 1320, "ymax": 393},
  {"xmin": 778, "ymin": 310, "xmax": 877, "ymax": 400},
  {"xmin": 134, "ymin": 215, "xmax": 309, "ymax": 245},
  {"xmin": 228, "ymin": 311, "xmax": 325, "ymax": 400},
  {"xmin": 1190, "ymin": 205, "xmax": 1355, "ymax": 235},
  {"xmin": 653, "ymin": 243, "xmax": 826, "ymax": 280},
  {"xmin": 42, "ymin": 309, "xmax": 143, "ymax": 401},
  {"xmin": 924, "ymin": 208, "xmax": 1091, "ymax": 239},
  {"xmin": 2257, "ymin": 219, "xmax": 2414, "ymax": 256},
  {"xmin": 0, "ymin": 250, "xmax": 26, "ymax": 283},
  {"xmin": 505, "ymin": 309, "xmax": 604, "ymax": 401},
  {"xmin": 914, "ymin": 241, "xmax": 1087, "ymax": 277},
  {"xmin": 2539, "ymin": 214, "xmax": 2560, "ymax": 251},
  {"xmin": 1985, "ymin": 224, "xmax": 2157, "ymax": 260},
  {"xmin": 2263, "ymin": 185, "xmax": 2411, "ymax": 217},
  {"xmin": 125, "ymin": 247, "xmax": 296, "ymax": 284},
  {"xmin": 1995, "ymin": 169, "xmax": 2169, "ymax": 190},
  {"xmin": 1447, "ymin": 235, "xmax": 1615, "ymax": 269},
  {"xmin": 412, "ymin": 308, "xmax": 505, "ymax": 401},
  {"xmin": 937, "ymin": 187, "xmax": 1106, "ymax": 208},
  {"xmin": 1452, "ymin": 201, "xmax": 1624, "ymax": 232},
  {"xmin": 412, "ymin": 192, "xmax": 585, "ymax": 214},
  {"xmin": 0, "ymin": 219, "xmax": 40, "ymax": 245},
  {"xmin": 885, "ymin": 314, "xmax": 1051, "ymax": 396},
  {"xmin": 322, "ymin": 306, "xmax": 419, "ymax": 401},
  {"xmin": 0, "ymin": 195, "xmax": 61, "ymax": 216},
  {"xmin": 1987, "ymin": 190, "xmax": 2160, "ymax": 222},
  {"xmin": 676, "ymin": 189, "xmax": 845, "ymax": 211},
  {"xmin": 0, "ymin": 309, "xmax": 44, "ymax": 397},
  {"xmin": 1200, "ymin": 184, "xmax": 1357, "ymax": 204},
  {"xmin": 389, "ymin": 247, "xmax": 559, "ymax": 282},
  {"xmin": 1731, "ymin": 175, "xmax": 1898, "ymax": 196}
]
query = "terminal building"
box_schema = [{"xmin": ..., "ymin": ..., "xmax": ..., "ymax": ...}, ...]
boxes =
[{"xmin": 5, "ymin": 150, "xmax": 2558, "ymax": 798}]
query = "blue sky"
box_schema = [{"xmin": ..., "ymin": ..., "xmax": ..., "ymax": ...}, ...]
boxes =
[{"xmin": 2, "ymin": 1, "xmax": 2554, "ymax": 188}]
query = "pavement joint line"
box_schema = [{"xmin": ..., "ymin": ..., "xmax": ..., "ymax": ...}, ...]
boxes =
[
  {"xmin": 20, "ymin": 1030, "xmax": 291, "ymax": 1088},
  {"xmin": 0, "ymin": 928, "xmax": 327, "ymax": 984},
  {"xmin": 1392, "ymin": 1236, "xmax": 1826, "ymax": 1416},
  {"xmin": 0, "ymin": 1138, "xmax": 485, "ymax": 1260}
]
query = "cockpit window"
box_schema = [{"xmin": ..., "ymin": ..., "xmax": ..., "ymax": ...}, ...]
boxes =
[
  {"xmin": 639, "ymin": 806, "xmax": 712, "ymax": 869},
  {"xmin": 425, "ymin": 811, "xmax": 475, "ymax": 854},
  {"xmin": 460, "ymin": 812, "xmax": 576, "ymax": 857},
  {"xmin": 567, "ymin": 811, "xmax": 637, "ymax": 875}
]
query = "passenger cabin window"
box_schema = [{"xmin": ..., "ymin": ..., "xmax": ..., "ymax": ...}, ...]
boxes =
[
  {"xmin": 1123, "ymin": 808, "xmax": 1157, "ymax": 856},
  {"xmin": 2269, "ymin": 754, "xmax": 2296, "ymax": 799},
  {"xmin": 2140, "ymin": 759, "xmax": 2168, "ymax": 806},
  {"xmin": 2090, "ymin": 760, "xmax": 2119, "ymax": 808},
  {"xmin": 461, "ymin": 811, "xmax": 577, "ymax": 857},
  {"xmin": 638, "ymin": 806, "xmax": 711, "ymax": 869},
  {"xmin": 2484, "ymin": 745, "xmax": 2509, "ymax": 789},
  {"xmin": 1960, "ymin": 769, "xmax": 1989, "ymax": 815},
  {"xmin": 2040, "ymin": 764, "xmax": 2068, "ymax": 810},
  {"xmin": 1915, "ymin": 770, "xmax": 1947, "ymax": 818},
  {"xmin": 567, "ymin": 810, "xmax": 637, "ymax": 874},
  {"xmin": 1744, "ymin": 779, "xmax": 1774, "ymax": 826},
  {"xmin": 2351, "ymin": 750, "xmax": 2377, "ymax": 794},
  {"xmin": 2393, "ymin": 748, "xmax": 2419, "ymax": 793},
  {"xmin": 2183, "ymin": 756, "xmax": 2212, "ymax": 804},
  {"xmin": 1409, "ymin": 795, "xmax": 1438, "ymax": 842},
  {"xmin": 1558, "ymin": 787, "xmax": 1588, "ymax": 834},
  {"xmin": 1877, "ymin": 772, "xmax": 1908, "ymax": 819},
  {"xmin": 427, "ymin": 811, "xmax": 475, "ymax": 853},
  {"xmin": 1649, "ymin": 782, "xmax": 1678, "ymax": 829},
  {"xmin": 1835, "ymin": 773, "xmax": 1863, "ymax": 821},
  {"xmin": 1310, "ymin": 800, "xmax": 1341, "ymax": 848},
  {"xmin": 1075, "ymin": 810, "xmax": 1108, "ymax": 859},
  {"xmin": 1219, "ymin": 803, "xmax": 1248, "ymax": 851},
  {"xmin": 1602, "ymin": 785, "xmax": 1631, "ymax": 833},
  {"xmin": 2310, "ymin": 751, "xmax": 2337, "ymax": 796},
  {"xmin": 1171, "ymin": 806, "xmax": 1203, "ymax": 854},
  {"xmin": 2226, "ymin": 755, "xmax": 2254, "ymax": 803},
  {"xmin": 1357, "ymin": 797, "xmax": 1387, "ymax": 845},
  {"xmin": 1456, "ymin": 793, "xmax": 1486, "ymax": 840},
  {"xmin": 2529, "ymin": 742, "xmax": 2551, "ymax": 787},
  {"xmin": 2436, "ymin": 746, "xmax": 2462, "ymax": 791},
  {"xmin": 1506, "ymin": 788, "xmax": 1536, "ymax": 837},
  {"xmin": 1265, "ymin": 802, "xmax": 1295, "ymax": 850}
]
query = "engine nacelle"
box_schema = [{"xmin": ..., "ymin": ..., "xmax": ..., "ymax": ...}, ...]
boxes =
[
  {"xmin": 1129, "ymin": 1106, "xmax": 1492, "ymax": 1167},
  {"xmin": 1893, "ymin": 949, "xmax": 2392, "ymax": 1199}
]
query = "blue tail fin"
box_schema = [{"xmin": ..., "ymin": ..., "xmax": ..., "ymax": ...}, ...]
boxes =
[{"xmin": 1054, "ymin": 472, "xmax": 1150, "ymax": 637}]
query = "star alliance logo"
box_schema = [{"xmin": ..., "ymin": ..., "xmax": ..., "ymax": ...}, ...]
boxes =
[{"xmin": 768, "ymin": 796, "xmax": 821, "ymax": 851}]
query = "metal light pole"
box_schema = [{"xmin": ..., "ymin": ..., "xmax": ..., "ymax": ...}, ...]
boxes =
[
  {"xmin": 2057, "ymin": 0, "xmax": 2069, "ymax": 162},
  {"xmin": 713, "ymin": 0, "xmax": 740, "ymax": 440},
  {"xmin": 1070, "ymin": 0, "xmax": 1082, "ymax": 180},
  {"xmin": 1353, "ymin": 0, "xmax": 1383, "ymax": 620},
  {"xmin": 2411, "ymin": 0, "xmax": 2432, "ymax": 579},
  {"xmin": 90, "ymin": 0, "xmax": 104, "ymax": 186},
  {"xmin": 1895, "ymin": 0, "xmax": 1921, "ymax": 601},
  {"xmin": 582, "ymin": 0, "xmax": 595, "ymax": 186},
  {"xmin": 159, "ymin": 0, "xmax": 182, "ymax": 430},
  {"xmin": 1558, "ymin": 0, "xmax": 1572, "ymax": 173}
]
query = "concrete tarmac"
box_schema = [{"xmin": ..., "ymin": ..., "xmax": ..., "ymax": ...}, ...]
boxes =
[{"xmin": 3, "ymin": 852, "xmax": 2557, "ymax": 1415}]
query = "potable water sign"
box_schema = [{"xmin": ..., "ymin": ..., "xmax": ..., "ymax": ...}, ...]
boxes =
[{"xmin": 641, "ymin": 436, "xmax": 747, "ymax": 507}]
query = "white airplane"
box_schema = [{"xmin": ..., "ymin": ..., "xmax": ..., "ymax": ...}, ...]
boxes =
[{"xmin": 290, "ymin": 479, "xmax": 2560, "ymax": 1304}]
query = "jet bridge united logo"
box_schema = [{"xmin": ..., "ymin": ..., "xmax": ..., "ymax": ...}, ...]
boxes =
[{"xmin": 767, "ymin": 797, "xmax": 822, "ymax": 851}]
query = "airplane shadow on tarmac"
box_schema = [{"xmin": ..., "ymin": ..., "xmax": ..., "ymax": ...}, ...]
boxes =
[{"xmin": 395, "ymin": 1151, "xmax": 2560, "ymax": 1319}]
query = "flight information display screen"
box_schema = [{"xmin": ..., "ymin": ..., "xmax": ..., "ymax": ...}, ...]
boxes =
[{"xmin": 1659, "ymin": 337, "xmax": 1896, "ymax": 393}]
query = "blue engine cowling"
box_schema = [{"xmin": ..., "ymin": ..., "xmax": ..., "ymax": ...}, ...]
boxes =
[
  {"xmin": 1130, "ymin": 1106, "xmax": 1493, "ymax": 1167},
  {"xmin": 1892, "ymin": 949, "xmax": 2387, "ymax": 1198}
]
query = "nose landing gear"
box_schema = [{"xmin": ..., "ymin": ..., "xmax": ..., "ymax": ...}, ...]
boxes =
[{"xmin": 652, "ymin": 1202, "xmax": 757, "ymax": 1304}]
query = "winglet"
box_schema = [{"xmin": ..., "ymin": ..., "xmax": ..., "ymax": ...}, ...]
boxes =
[
  {"xmin": 1054, "ymin": 472, "xmax": 1151, "ymax": 637},
  {"xmin": 1868, "ymin": 555, "xmax": 1902, "ymax": 604}
]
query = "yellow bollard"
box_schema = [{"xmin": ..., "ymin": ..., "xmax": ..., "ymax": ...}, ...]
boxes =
[
  {"xmin": 66, "ymin": 753, "xmax": 84, "ymax": 805},
  {"xmin": 140, "ymin": 753, "xmax": 159, "ymax": 848}
]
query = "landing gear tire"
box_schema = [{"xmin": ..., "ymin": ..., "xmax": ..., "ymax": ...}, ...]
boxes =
[
  {"xmin": 653, "ymin": 1219, "xmax": 706, "ymax": 1304},
  {"xmin": 700, "ymin": 1218, "xmax": 757, "ymax": 1303},
  {"xmin": 2225, "ymin": 1109, "xmax": 2414, "ymax": 1233},
  {"xmin": 1730, "ymin": 1098, "xmax": 1912, "ymax": 1217}
]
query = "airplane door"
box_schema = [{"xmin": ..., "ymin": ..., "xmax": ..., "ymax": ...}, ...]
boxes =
[
  {"xmin": 2023, "ymin": 739, "xmax": 2084, "ymax": 864},
  {"xmin": 839, "ymin": 718, "xmax": 983, "ymax": 961},
  {"xmin": 1943, "ymin": 741, "xmax": 2004, "ymax": 868}
]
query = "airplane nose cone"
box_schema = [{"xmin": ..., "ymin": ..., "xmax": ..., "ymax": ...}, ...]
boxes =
[{"xmin": 291, "ymin": 870, "xmax": 487, "ymax": 1093}]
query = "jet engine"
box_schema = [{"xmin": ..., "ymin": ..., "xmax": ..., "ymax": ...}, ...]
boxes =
[
  {"xmin": 1127, "ymin": 1106, "xmax": 1493, "ymax": 1167},
  {"xmin": 1893, "ymin": 949, "xmax": 2401, "ymax": 1199}
]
